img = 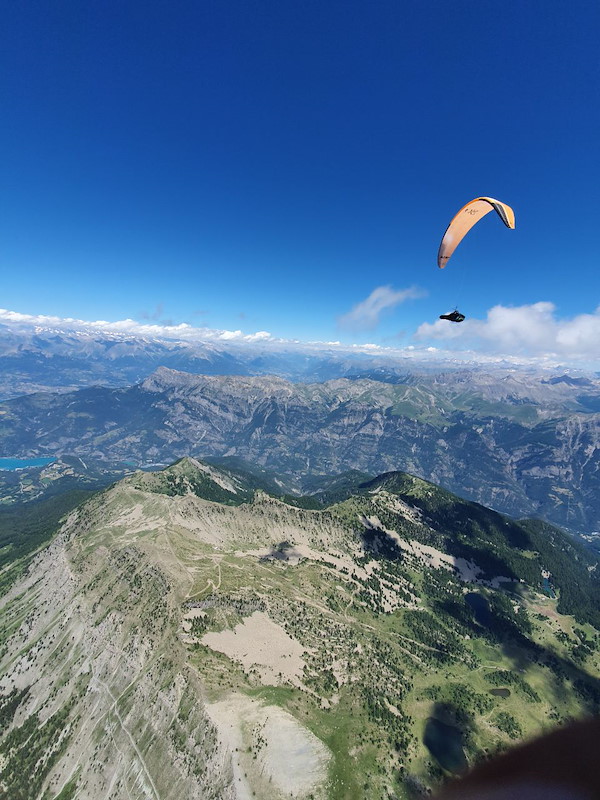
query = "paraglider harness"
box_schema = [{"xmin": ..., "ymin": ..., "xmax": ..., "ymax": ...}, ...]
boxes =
[{"xmin": 439, "ymin": 310, "xmax": 465, "ymax": 323}]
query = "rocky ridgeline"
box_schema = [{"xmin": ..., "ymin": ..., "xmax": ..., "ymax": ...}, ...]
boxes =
[{"xmin": 1, "ymin": 368, "xmax": 599, "ymax": 532}]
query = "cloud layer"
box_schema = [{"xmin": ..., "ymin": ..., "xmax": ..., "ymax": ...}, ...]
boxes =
[
  {"xmin": 338, "ymin": 285, "xmax": 425, "ymax": 331},
  {"xmin": 0, "ymin": 308, "xmax": 394, "ymax": 357},
  {"xmin": 0, "ymin": 308, "xmax": 273, "ymax": 344},
  {"xmin": 416, "ymin": 302, "xmax": 600, "ymax": 363},
  {"xmin": 1, "ymin": 303, "xmax": 599, "ymax": 370}
]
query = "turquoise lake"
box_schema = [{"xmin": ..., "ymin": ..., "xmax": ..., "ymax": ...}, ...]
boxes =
[{"xmin": 0, "ymin": 458, "xmax": 55, "ymax": 471}]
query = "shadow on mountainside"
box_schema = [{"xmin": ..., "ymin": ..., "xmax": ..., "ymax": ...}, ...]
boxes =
[{"xmin": 360, "ymin": 527, "xmax": 404, "ymax": 561}]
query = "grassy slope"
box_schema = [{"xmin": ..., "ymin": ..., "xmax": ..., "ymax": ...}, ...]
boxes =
[
  {"xmin": 141, "ymin": 463, "xmax": 600, "ymax": 798},
  {"xmin": 2, "ymin": 461, "xmax": 600, "ymax": 799}
]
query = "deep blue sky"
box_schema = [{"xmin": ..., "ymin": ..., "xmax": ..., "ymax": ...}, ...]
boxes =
[{"xmin": 1, "ymin": 0, "xmax": 599, "ymax": 346}]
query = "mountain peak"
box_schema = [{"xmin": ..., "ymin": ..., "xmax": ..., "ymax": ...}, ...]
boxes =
[
  {"xmin": 140, "ymin": 366, "xmax": 294, "ymax": 394},
  {"xmin": 127, "ymin": 455, "xmax": 253, "ymax": 504},
  {"xmin": 140, "ymin": 366, "xmax": 207, "ymax": 391},
  {"xmin": 361, "ymin": 470, "xmax": 445, "ymax": 500}
]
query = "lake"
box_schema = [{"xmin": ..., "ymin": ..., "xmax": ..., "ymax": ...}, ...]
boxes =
[
  {"xmin": 465, "ymin": 592, "xmax": 492, "ymax": 626},
  {"xmin": 423, "ymin": 717, "xmax": 467, "ymax": 774},
  {"xmin": 0, "ymin": 457, "xmax": 55, "ymax": 471}
]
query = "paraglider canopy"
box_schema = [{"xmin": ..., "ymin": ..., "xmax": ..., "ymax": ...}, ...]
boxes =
[{"xmin": 437, "ymin": 197, "xmax": 515, "ymax": 269}]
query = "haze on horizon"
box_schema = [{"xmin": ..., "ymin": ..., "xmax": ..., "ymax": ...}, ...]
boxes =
[{"xmin": 1, "ymin": 1, "xmax": 599, "ymax": 364}]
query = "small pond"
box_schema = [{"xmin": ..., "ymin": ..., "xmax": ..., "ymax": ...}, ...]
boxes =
[
  {"xmin": 489, "ymin": 688, "xmax": 511, "ymax": 698},
  {"xmin": 423, "ymin": 717, "xmax": 467, "ymax": 774},
  {"xmin": 542, "ymin": 576, "xmax": 556, "ymax": 598}
]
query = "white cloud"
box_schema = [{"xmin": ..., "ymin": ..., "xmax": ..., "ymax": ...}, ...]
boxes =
[
  {"xmin": 416, "ymin": 302, "xmax": 600, "ymax": 363},
  {"xmin": 0, "ymin": 308, "xmax": 274, "ymax": 345},
  {"xmin": 2, "ymin": 303, "xmax": 600, "ymax": 370},
  {"xmin": 338, "ymin": 285, "xmax": 425, "ymax": 331}
]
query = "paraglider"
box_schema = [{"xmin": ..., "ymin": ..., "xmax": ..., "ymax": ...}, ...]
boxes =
[
  {"xmin": 438, "ymin": 197, "xmax": 515, "ymax": 269},
  {"xmin": 439, "ymin": 310, "xmax": 465, "ymax": 323},
  {"xmin": 437, "ymin": 196, "xmax": 515, "ymax": 322}
]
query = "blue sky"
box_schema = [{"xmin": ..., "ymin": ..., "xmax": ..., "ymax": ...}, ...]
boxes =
[{"xmin": 1, "ymin": 0, "xmax": 599, "ymax": 358}]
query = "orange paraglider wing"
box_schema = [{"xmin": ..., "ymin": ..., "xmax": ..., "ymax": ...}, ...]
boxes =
[{"xmin": 437, "ymin": 197, "xmax": 515, "ymax": 269}]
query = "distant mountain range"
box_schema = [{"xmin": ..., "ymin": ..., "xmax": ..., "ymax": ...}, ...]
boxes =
[
  {"xmin": 1, "ymin": 366, "xmax": 599, "ymax": 533},
  {"xmin": 3, "ymin": 322, "xmax": 599, "ymax": 399},
  {"xmin": 2, "ymin": 457, "xmax": 600, "ymax": 799},
  {"xmin": 0, "ymin": 324, "xmax": 253, "ymax": 397},
  {"xmin": 0, "ymin": 322, "xmax": 447, "ymax": 398}
]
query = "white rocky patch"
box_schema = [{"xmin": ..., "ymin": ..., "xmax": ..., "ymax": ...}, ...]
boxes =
[
  {"xmin": 372, "ymin": 491, "xmax": 425, "ymax": 524},
  {"xmin": 201, "ymin": 611, "xmax": 307, "ymax": 686},
  {"xmin": 205, "ymin": 693, "xmax": 330, "ymax": 800},
  {"xmin": 186, "ymin": 457, "xmax": 241, "ymax": 493}
]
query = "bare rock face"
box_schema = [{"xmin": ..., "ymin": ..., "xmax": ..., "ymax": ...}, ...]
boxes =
[
  {"xmin": 0, "ymin": 502, "xmax": 235, "ymax": 800},
  {"xmin": 0, "ymin": 469, "xmax": 340, "ymax": 800}
]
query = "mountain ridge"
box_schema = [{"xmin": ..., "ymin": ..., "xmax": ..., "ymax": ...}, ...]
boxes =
[
  {"xmin": 2, "ymin": 458, "xmax": 600, "ymax": 798},
  {"xmin": 1, "ymin": 368, "xmax": 599, "ymax": 533}
]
